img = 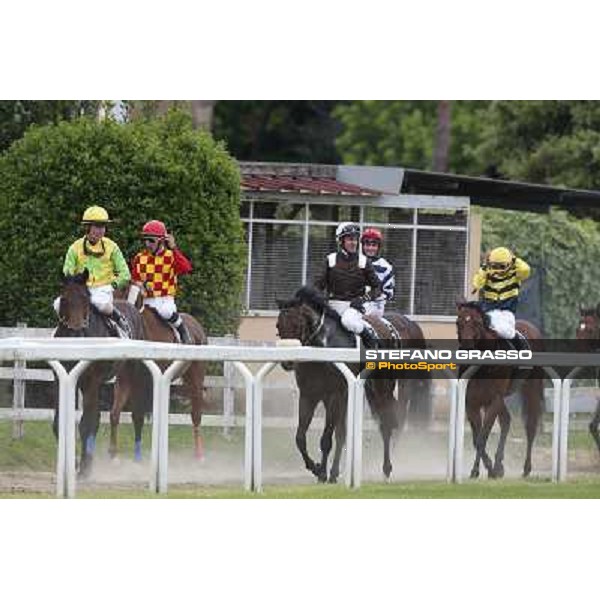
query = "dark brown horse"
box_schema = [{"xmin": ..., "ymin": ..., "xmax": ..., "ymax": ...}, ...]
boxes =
[
  {"xmin": 575, "ymin": 305, "xmax": 600, "ymax": 456},
  {"xmin": 111, "ymin": 285, "xmax": 208, "ymax": 459},
  {"xmin": 456, "ymin": 301, "xmax": 544, "ymax": 478},
  {"xmin": 54, "ymin": 270, "xmax": 146, "ymax": 476},
  {"xmin": 277, "ymin": 286, "xmax": 430, "ymax": 483}
]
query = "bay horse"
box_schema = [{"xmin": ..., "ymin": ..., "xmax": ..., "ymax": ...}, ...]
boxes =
[
  {"xmin": 276, "ymin": 286, "xmax": 430, "ymax": 483},
  {"xmin": 111, "ymin": 284, "xmax": 208, "ymax": 459},
  {"xmin": 456, "ymin": 300, "xmax": 544, "ymax": 478},
  {"xmin": 575, "ymin": 305, "xmax": 600, "ymax": 456},
  {"xmin": 53, "ymin": 269, "xmax": 146, "ymax": 477}
]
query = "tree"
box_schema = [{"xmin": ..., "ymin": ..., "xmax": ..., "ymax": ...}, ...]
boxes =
[
  {"xmin": 477, "ymin": 101, "xmax": 600, "ymax": 187},
  {"xmin": 334, "ymin": 100, "xmax": 489, "ymax": 173},
  {"xmin": 0, "ymin": 100, "xmax": 103, "ymax": 153},
  {"xmin": 0, "ymin": 110, "xmax": 246, "ymax": 334},
  {"xmin": 213, "ymin": 101, "xmax": 345, "ymax": 164}
]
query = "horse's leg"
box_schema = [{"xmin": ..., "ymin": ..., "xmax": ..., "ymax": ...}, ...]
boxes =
[
  {"xmin": 379, "ymin": 389, "xmax": 398, "ymax": 480},
  {"xmin": 522, "ymin": 377, "xmax": 543, "ymax": 477},
  {"xmin": 109, "ymin": 368, "xmax": 133, "ymax": 460},
  {"xmin": 315, "ymin": 402, "xmax": 336, "ymax": 483},
  {"xmin": 328, "ymin": 398, "xmax": 346, "ymax": 484},
  {"xmin": 78, "ymin": 382, "xmax": 100, "ymax": 478},
  {"xmin": 295, "ymin": 394, "xmax": 319, "ymax": 478},
  {"xmin": 395, "ymin": 381, "xmax": 408, "ymax": 433},
  {"xmin": 590, "ymin": 399, "xmax": 600, "ymax": 457},
  {"xmin": 183, "ymin": 364, "xmax": 205, "ymax": 460},
  {"xmin": 477, "ymin": 398, "xmax": 504, "ymax": 478},
  {"xmin": 492, "ymin": 405, "xmax": 511, "ymax": 479},
  {"xmin": 466, "ymin": 397, "xmax": 484, "ymax": 479},
  {"xmin": 131, "ymin": 395, "xmax": 145, "ymax": 463}
]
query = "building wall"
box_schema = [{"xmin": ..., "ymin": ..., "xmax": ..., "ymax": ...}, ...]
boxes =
[{"xmin": 237, "ymin": 212, "xmax": 482, "ymax": 342}]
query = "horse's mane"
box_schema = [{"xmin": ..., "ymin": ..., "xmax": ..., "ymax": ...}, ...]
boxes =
[
  {"xmin": 458, "ymin": 301, "xmax": 484, "ymax": 314},
  {"xmin": 580, "ymin": 306, "xmax": 599, "ymax": 318},
  {"xmin": 457, "ymin": 301, "xmax": 491, "ymax": 329},
  {"xmin": 294, "ymin": 286, "xmax": 342, "ymax": 323}
]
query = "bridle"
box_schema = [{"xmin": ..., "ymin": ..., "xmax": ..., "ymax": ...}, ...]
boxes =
[
  {"xmin": 456, "ymin": 307, "xmax": 488, "ymax": 344},
  {"xmin": 304, "ymin": 308, "xmax": 325, "ymax": 345},
  {"xmin": 58, "ymin": 287, "xmax": 91, "ymax": 331}
]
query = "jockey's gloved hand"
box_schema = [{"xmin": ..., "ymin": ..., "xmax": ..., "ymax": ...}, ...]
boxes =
[{"xmin": 350, "ymin": 298, "xmax": 365, "ymax": 313}]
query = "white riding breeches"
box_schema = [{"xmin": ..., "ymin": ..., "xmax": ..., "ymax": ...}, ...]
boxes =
[
  {"xmin": 329, "ymin": 300, "xmax": 366, "ymax": 335},
  {"xmin": 364, "ymin": 299, "xmax": 385, "ymax": 319},
  {"xmin": 53, "ymin": 284, "xmax": 114, "ymax": 316},
  {"xmin": 144, "ymin": 295, "xmax": 178, "ymax": 321},
  {"xmin": 487, "ymin": 309, "xmax": 516, "ymax": 339}
]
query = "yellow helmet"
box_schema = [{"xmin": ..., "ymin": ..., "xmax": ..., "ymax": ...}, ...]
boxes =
[
  {"xmin": 81, "ymin": 205, "xmax": 111, "ymax": 224},
  {"xmin": 487, "ymin": 246, "xmax": 514, "ymax": 271}
]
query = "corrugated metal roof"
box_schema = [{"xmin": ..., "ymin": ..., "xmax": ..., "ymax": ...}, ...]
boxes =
[{"xmin": 241, "ymin": 174, "xmax": 381, "ymax": 197}]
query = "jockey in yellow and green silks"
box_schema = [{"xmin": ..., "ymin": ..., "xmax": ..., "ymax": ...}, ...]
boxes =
[{"xmin": 53, "ymin": 205, "xmax": 131, "ymax": 337}]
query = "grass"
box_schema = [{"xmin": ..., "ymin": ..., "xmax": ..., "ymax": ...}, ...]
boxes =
[
  {"xmin": 1, "ymin": 478, "xmax": 600, "ymax": 499},
  {"xmin": 1, "ymin": 421, "xmax": 600, "ymax": 499}
]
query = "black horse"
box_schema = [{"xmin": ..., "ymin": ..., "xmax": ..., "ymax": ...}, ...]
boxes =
[
  {"xmin": 53, "ymin": 269, "xmax": 146, "ymax": 477},
  {"xmin": 276, "ymin": 286, "xmax": 430, "ymax": 483},
  {"xmin": 576, "ymin": 305, "xmax": 600, "ymax": 456}
]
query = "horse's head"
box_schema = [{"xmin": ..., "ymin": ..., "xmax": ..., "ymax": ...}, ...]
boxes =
[
  {"xmin": 58, "ymin": 269, "xmax": 91, "ymax": 331},
  {"xmin": 276, "ymin": 298, "xmax": 315, "ymax": 344},
  {"xmin": 577, "ymin": 304, "xmax": 600, "ymax": 342},
  {"xmin": 276, "ymin": 287, "xmax": 328, "ymax": 345},
  {"xmin": 456, "ymin": 300, "xmax": 490, "ymax": 347}
]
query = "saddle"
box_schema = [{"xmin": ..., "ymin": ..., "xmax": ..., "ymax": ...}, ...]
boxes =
[
  {"xmin": 142, "ymin": 306, "xmax": 183, "ymax": 343},
  {"xmin": 363, "ymin": 314, "xmax": 403, "ymax": 345}
]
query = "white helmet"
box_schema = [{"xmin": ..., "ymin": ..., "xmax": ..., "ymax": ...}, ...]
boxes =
[{"xmin": 335, "ymin": 222, "xmax": 360, "ymax": 242}]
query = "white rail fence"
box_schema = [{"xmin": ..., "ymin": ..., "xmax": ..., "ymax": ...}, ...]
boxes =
[
  {"xmin": 0, "ymin": 334, "xmax": 599, "ymax": 498},
  {"xmin": 0, "ymin": 326, "xmax": 302, "ymax": 438}
]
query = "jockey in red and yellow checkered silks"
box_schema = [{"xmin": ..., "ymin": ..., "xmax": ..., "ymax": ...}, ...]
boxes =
[{"xmin": 131, "ymin": 248, "xmax": 191, "ymax": 297}]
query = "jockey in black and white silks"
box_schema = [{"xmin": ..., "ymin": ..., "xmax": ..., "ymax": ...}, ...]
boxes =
[{"xmin": 360, "ymin": 227, "xmax": 395, "ymax": 318}]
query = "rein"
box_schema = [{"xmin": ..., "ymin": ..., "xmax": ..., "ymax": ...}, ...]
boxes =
[{"xmin": 304, "ymin": 309, "xmax": 326, "ymax": 345}]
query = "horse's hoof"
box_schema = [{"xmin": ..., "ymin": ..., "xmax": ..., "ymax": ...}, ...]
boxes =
[
  {"xmin": 328, "ymin": 475, "xmax": 338, "ymax": 484},
  {"xmin": 492, "ymin": 464, "xmax": 504, "ymax": 479},
  {"xmin": 469, "ymin": 469, "xmax": 479, "ymax": 479}
]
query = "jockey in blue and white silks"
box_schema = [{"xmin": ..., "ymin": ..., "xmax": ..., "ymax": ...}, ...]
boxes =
[{"xmin": 360, "ymin": 227, "xmax": 395, "ymax": 318}]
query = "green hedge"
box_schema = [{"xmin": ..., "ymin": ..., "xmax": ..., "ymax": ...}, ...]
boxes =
[
  {"xmin": 481, "ymin": 207, "xmax": 600, "ymax": 339},
  {"xmin": 0, "ymin": 110, "xmax": 246, "ymax": 334}
]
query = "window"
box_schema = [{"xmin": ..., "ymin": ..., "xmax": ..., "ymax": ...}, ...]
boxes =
[{"xmin": 242, "ymin": 200, "xmax": 468, "ymax": 316}]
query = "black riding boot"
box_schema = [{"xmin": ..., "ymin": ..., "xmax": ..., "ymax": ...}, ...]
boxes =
[
  {"xmin": 169, "ymin": 313, "xmax": 192, "ymax": 344},
  {"xmin": 360, "ymin": 323, "xmax": 379, "ymax": 349},
  {"xmin": 511, "ymin": 331, "xmax": 529, "ymax": 352},
  {"xmin": 111, "ymin": 308, "xmax": 131, "ymax": 339}
]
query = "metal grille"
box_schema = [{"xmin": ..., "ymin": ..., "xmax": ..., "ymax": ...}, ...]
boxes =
[
  {"xmin": 306, "ymin": 224, "xmax": 337, "ymax": 286},
  {"xmin": 249, "ymin": 222, "xmax": 304, "ymax": 310},
  {"xmin": 242, "ymin": 200, "xmax": 469, "ymax": 316},
  {"xmin": 414, "ymin": 229, "xmax": 467, "ymax": 315},
  {"xmin": 379, "ymin": 228, "xmax": 413, "ymax": 314}
]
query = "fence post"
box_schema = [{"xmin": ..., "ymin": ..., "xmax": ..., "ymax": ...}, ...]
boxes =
[
  {"xmin": 223, "ymin": 334, "xmax": 235, "ymax": 438},
  {"xmin": 12, "ymin": 322, "xmax": 26, "ymax": 439}
]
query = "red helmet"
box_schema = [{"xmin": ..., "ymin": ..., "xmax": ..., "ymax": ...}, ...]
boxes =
[
  {"xmin": 361, "ymin": 227, "xmax": 383, "ymax": 244},
  {"xmin": 141, "ymin": 220, "xmax": 167, "ymax": 239}
]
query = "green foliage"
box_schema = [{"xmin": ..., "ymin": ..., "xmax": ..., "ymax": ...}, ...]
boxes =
[
  {"xmin": 481, "ymin": 207, "xmax": 600, "ymax": 338},
  {"xmin": 0, "ymin": 110, "xmax": 246, "ymax": 334},
  {"xmin": 334, "ymin": 100, "xmax": 489, "ymax": 173},
  {"xmin": 213, "ymin": 101, "xmax": 344, "ymax": 163},
  {"xmin": 0, "ymin": 100, "xmax": 103, "ymax": 153},
  {"xmin": 477, "ymin": 100, "xmax": 600, "ymax": 190}
]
